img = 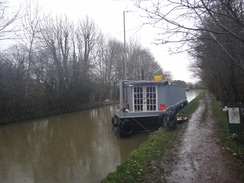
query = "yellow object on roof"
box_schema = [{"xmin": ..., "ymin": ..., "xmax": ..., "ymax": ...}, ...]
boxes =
[{"xmin": 154, "ymin": 75, "xmax": 163, "ymax": 82}]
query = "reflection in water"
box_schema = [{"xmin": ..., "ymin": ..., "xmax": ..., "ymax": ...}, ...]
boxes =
[
  {"xmin": 0, "ymin": 90, "xmax": 200, "ymax": 183},
  {"xmin": 0, "ymin": 105, "xmax": 148, "ymax": 183},
  {"xmin": 186, "ymin": 89, "xmax": 202, "ymax": 102}
]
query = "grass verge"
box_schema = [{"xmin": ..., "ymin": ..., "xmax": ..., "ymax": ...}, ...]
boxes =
[
  {"xmin": 101, "ymin": 90, "xmax": 206, "ymax": 183},
  {"xmin": 210, "ymin": 93, "xmax": 244, "ymax": 175}
]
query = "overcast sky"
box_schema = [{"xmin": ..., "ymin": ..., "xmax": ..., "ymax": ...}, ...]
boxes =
[{"xmin": 8, "ymin": 0, "xmax": 198, "ymax": 83}]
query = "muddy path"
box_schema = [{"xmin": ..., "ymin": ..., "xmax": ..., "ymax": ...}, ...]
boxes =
[{"xmin": 164, "ymin": 92, "xmax": 242, "ymax": 183}]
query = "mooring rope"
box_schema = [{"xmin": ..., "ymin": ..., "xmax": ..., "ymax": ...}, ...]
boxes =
[{"xmin": 131, "ymin": 118, "xmax": 153, "ymax": 135}]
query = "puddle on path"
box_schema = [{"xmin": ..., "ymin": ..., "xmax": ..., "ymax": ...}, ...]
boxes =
[
  {"xmin": 166, "ymin": 101, "xmax": 205, "ymax": 183},
  {"xmin": 166, "ymin": 93, "xmax": 243, "ymax": 183}
]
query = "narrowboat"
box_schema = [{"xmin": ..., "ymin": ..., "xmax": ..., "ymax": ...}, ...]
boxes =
[{"xmin": 112, "ymin": 79, "xmax": 188, "ymax": 137}]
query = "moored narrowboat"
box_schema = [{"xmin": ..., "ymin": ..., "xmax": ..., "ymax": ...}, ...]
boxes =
[{"xmin": 112, "ymin": 79, "xmax": 188, "ymax": 137}]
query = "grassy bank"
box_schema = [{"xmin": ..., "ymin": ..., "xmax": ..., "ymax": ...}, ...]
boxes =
[
  {"xmin": 102, "ymin": 91, "xmax": 206, "ymax": 183},
  {"xmin": 210, "ymin": 93, "xmax": 244, "ymax": 175}
]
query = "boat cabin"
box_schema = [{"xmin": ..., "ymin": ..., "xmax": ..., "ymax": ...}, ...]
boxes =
[{"xmin": 113, "ymin": 80, "xmax": 188, "ymax": 137}]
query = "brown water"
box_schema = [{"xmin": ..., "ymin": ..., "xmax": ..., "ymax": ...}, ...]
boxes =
[{"xmin": 0, "ymin": 90, "xmax": 200, "ymax": 183}]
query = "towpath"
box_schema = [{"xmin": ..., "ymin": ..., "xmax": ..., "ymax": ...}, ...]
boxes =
[{"xmin": 156, "ymin": 92, "xmax": 242, "ymax": 182}]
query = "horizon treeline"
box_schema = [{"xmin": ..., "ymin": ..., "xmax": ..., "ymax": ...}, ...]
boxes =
[{"xmin": 0, "ymin": 9, "xmax": 166, "ymax": 123}]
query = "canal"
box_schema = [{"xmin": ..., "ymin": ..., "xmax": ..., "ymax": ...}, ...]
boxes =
[{"xmin": 0, "ymin": 90, "xmax": 201, "ymax": 183}]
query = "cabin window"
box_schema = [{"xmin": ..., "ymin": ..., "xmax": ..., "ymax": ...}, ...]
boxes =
[
  {"xmin": 133, "ymin": 86, "xmax": 157, "ymax": 112},
  {"xmin": 133, "ymin": 86, "xmax": 143, "ymax": 111}
]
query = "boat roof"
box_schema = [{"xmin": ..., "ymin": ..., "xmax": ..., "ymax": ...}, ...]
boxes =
[{"xmin": 123, "ymin": 80, "xmax": 171, "ymax": 86}]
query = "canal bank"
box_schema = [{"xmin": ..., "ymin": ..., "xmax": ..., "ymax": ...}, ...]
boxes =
[
  {"xmin": 0, "ymin": 100, "xmax": 117, "ymax": 125},
  {"xmin": 102, "ymin": 91, "xmax": 244, "ymax": 182},
  {"xmin": 0, "ymin": 90, "xmax": 207, "ymax": 183}
]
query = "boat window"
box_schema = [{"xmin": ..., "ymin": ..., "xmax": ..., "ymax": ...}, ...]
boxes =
[
  {"xmin": 146, "ymin": 86, "xmax": 157, "ymax": 111},
  {"xmin": 133, "ymin": 86, "xmax": 157, "ymax": 112},
  {"xmin": 134, "ymin": 86, "xmax": 143, "ymax": 112}
]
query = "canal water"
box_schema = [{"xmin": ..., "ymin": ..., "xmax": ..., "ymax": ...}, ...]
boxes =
[{"xmin": 0, "ymin": 90, "xmax": 201, "ymax": 183}]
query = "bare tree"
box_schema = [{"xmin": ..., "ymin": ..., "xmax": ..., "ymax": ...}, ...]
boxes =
[
  {"xmin": 0, "ymin": 0, "xmax": 19, "ymax": 40},
  {"xmin": 75, "ymin": 17, "xmax": 101, "ymax": 102},
  {"xmin": 137, "ymin": 0, "xmax": 244, "ymax": 71},
  {"xmin": 76, "ymin": 16, "xmax": 98, "ymax": 73},
  {"xmin": 137, "ymin": 0, "xmax": 244, "ymax": 103},
  {"xmin": 0, "ymin": 4, "xmax": 170, "ymax": 123},
  {"xmin": 37, "ymin": 16, "xmax": 73, "ymax": 108},
  {"xmin": 127, "ymin": 41, "xmax": 164, "ymax": 80}
]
